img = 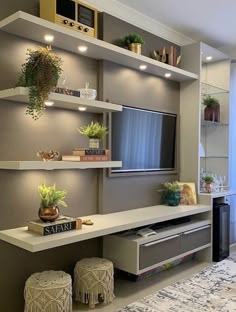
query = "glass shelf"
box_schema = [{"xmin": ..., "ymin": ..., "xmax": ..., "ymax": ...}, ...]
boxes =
[
  {"xmin": 201, "ymin": 82, "xmax": 229, "ymax": 95},
  {"xmin": 200, "ymin": 156, "xmax": 228, "ymax": 159},
  {"xmin": 201, "ymin": 120, "xmax": 229, "ymax": 127}
]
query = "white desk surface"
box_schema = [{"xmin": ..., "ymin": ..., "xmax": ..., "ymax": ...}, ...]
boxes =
[{"xmin": 0, "ymin": 204, "xmax": 211, "ymax": 252}]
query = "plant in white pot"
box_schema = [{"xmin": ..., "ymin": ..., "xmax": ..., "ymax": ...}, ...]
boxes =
[
  {"xmin": 78, "ymin": 121, "xmax": 108, "ymax": 149},
  {"xmin": 202, "ymin": 175, "xmax": 214, "ymax": 193}
]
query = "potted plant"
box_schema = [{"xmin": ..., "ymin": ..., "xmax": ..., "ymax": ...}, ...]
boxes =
[
  {"xmin": 38, "ymin": 182, "xmax": 67, "ymax": 222},
  {"xmin": 162, "ymin": 181, "xmax": 182, "ymax": 206},
  {"xmin": 202, "ymin": 95, "xmax": 220, "ymax": 122},
  {"xmin": 16, "ymin": 46, "xmax": 63, "ymax": 120},
  {"xmin": 78, "ymin": 121, "xmax": 108, "ymax": 149},
  {"xmin": 120, "ymin": 33, "xmax": 145, "ymax": 54},
  {"xmin": 202, "ymin": 176, "xmax": 214, "ymax": 193}
]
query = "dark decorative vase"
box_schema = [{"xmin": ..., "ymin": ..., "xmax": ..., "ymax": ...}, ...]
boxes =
[
  {"xmin": 38, "ymin": 206, "xmax": 60, "ymax": 222},
  {"xmin": 204, "ymin": 105, "xmax": 220, "ymax": 122},
  {"xmin": 166, "ymin": 191, "xmax": 181, "ymax": 206}
]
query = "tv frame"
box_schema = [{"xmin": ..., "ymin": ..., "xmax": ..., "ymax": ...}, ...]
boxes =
[{"xmin": 108, "ymin": 105, "xmax": 179, "ymax": 177}]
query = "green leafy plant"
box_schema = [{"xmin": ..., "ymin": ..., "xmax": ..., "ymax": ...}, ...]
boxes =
[
  {"xmin": 203, "ymin": 176, "xmax": 214, "ymax": 184},
  {"xmin": 16, "ymin": 47, "xmax": 63, "ymax": 120},
  {"xmin": 202, "ymin": 95, "xmax": 219, "ymax": 107},
  {"xmin": 120, "ymin": 33, "xmax": 145, "ymax": 47},
  {"xmin": 39, "ymin": 182, "xmax": 67, "ymax": 208},
  {"xmin": 78, "ymin": 121, "xmax": 108, "ymax": 139},
  {"xmin": 162, "ymin": 181, "xmax": 182, "ymax": 192}
]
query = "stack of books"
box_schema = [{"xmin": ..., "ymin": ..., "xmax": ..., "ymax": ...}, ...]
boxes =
[
  {"xmin": 28, "ymin": 216, "xmax": 82, "ymax": 236},
  {"xmin": 62, "ymin": 148, "xmax": 110, "ymax": 162}
]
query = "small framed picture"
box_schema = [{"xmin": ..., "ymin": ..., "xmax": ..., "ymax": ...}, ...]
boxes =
[{"xmin": 178, "ymin": 182, "xmax": 197, "ymax": 205}]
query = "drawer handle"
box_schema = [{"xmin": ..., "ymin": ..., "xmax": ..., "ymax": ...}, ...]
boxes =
[
  {"xmin": 142, "ymin": 234, "xmax": 180, "ymax": 247},
  {"xmin": 183, "ymin": 225, "xmax": 210, "ymax": 235}
]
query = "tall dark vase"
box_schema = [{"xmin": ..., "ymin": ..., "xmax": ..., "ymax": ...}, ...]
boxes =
[{"xmin": 204, "ymin": 104, "xmax": 220, "ymax": 122}]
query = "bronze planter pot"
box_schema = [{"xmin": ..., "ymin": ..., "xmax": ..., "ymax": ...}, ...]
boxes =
[{"xmin": 38, "ymin": 206, "xmax": 60, "ymax": 222}]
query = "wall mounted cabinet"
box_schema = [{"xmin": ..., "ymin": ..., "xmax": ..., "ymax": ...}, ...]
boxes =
[
  {"xmin": 180, "ymin": 42, "xmax": 231, "ymax": 196},
  {"xmin": 200, "ymin": 56, "xmax": 230, "ymax": 192}
]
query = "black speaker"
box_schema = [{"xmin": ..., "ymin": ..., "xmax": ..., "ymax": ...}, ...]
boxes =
[{"xmin": 213, "ymin": 203, "xmax": 230, "ymax": 262}]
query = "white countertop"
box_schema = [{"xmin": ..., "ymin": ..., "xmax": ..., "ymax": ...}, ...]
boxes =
[{"xmin": 0, "ymin": 204, "xmax": 211, "ymax": 252}]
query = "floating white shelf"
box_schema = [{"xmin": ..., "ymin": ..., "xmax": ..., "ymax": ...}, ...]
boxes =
[
  {"xmin": 199, "ymin": 190, "xmax": 236, "ymax": 198},
  {"xmin": 0, "ymin": 87, "xmax": 122, "ymax": 113},
  {"xmin": 0, "ymin": 11, "xmax": 199, "ymax": 82},
  {"xmin": 0, "ymin": 204, "xmax": 211, "ymax": 252},
  {"xmin": 0, "ymin": 161, "xmax": 122, "ymax": 170}
]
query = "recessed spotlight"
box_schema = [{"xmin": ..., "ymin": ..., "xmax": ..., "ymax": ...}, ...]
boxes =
[
  {"xmin": 78, "ymin": 107, "xmax": 87, "ymax": 111},
  {"xmin": 44, "ymin": 35, "xmax": 54, "ymax": 43},
  {"xmin": 206, "ymin": 56, "xmax": 213, "ymax": 61},
  {"xmin": 78, "ymin": 46, "xmax": 88, "ymax": 52},
  {"xmin": 139, "ymin": 65, "xmax": 147, "ymax": 70},
  {"xmin": 165, "ymin": 73, "xmax": 172, "ymax": 78},
  {"xmin": 44, "ymin": 101, "xmax": 54, "ymax": 107}
]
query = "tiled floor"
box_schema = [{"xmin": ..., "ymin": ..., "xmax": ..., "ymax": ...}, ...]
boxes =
[
  {"xmin": 73, "ymin": 260, "xmax": 209, "ymax": 311},
  {"xmin": 73, "ymin": 247, "xmax": 236, "ymax": 311}
]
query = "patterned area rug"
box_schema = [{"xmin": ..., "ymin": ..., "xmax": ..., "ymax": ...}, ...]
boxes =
[{"xmin": 117, "ymin": 254, "xmax": 236, "ymax": 312}]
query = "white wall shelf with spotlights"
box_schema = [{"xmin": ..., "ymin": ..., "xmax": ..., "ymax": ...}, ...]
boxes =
[
  {"xmin": 0, "ymin": 161, "xmax": 122, "ymax": 170},
  {"xmin": 0, "ymin": 11, "xmax": 199, "ymax": 82},
  {"xmin": 0, "ymin": 87, "xmax": 122, "ymax": 113}
]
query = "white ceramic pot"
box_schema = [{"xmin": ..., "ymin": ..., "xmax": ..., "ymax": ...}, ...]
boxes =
[{"xmin": 89, "ymin": 139, "xmax": 99, "ymax": 149}]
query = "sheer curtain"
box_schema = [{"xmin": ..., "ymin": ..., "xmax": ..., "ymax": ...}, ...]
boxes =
[{"xmin": 229, "ymin": 62, "xmax": 236, "ymax": 244}]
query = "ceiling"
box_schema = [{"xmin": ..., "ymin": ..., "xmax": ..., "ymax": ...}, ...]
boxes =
[{"xmin": 116, "ymin": 0, "xmax": 236, "ymax": 50}]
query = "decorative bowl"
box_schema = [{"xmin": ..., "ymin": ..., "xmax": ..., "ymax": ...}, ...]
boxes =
[{"xmin": 37, "ymin": 150, "xmax": 60, "ymax": 161}]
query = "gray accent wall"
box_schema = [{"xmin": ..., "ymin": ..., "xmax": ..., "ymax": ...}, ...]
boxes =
[
  {"xmin": 99, "ymin": 13, "xmax": 181, "ymax": 59},
  {"xmin": 0, "ymin": 13, "xmax": 100, "ymax": 311},
  {"xmin": 0, "ymin": 2, "xmax": 180, "ymax": 311},
  {"xmin": 98, "ymin": 61, "xmax": 179, "ymax": 214}
]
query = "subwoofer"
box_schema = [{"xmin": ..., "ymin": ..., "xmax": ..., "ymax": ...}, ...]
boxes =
[
  {"xmin": 213, "ymin": 203, "xmax": 230, "ymax": 262},
  {"xmin": 40, "ymin": 0, "xmax": 98, "ymax": 38}
]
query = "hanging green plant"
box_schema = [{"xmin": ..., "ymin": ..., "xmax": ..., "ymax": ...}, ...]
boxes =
[{"xmin": 16, "ymin": 46, "xmax": 63, "ymax": 120}]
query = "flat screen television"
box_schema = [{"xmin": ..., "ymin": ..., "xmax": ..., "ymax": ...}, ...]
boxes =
[{"xmin": 111, "ymin": 106, "xmax": 177, "ymax": 173}]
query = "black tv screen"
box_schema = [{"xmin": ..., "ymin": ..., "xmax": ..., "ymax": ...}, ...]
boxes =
[{"xmin": 111, "ymin": 106, "xmax": 177, "ymax": 173}]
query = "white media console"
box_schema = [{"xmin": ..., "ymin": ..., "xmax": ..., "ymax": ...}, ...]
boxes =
[{"xmin": 103, "ymin": 210, "xmax": 211, "ymax": 275}]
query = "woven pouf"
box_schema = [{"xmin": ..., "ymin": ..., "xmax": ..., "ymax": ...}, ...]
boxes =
[
  {"xmin": 74, "ymin": 257, "xmax": 114, "ymax": 308},
  {"xmin": 24, "ymin": 270, "xmax": 72, "ymax": 312}
]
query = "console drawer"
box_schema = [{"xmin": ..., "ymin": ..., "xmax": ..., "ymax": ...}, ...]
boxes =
[
  {"xmin": 139, "ymin": 234, "xmax": 181, "ymax": 270},
  {"xmin": 181, "ymin": 225, "xmax": 211, "ymax": 253}
]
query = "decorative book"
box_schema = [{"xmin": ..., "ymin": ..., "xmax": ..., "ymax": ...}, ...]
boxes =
[
  {"xmin": 73, "ymin": 149, "xmax": 110, "ymax": 156},
  {"xmin": 28, "ymin": 216, "xmax": 82, "ymax": 236},
  {"xmin": 62, "ymin": 155, "xmax": 110, "ymax": 161}
]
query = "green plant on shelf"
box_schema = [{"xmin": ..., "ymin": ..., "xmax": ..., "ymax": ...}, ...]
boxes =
[
  {"xmin": 162, "ymin": 181, "xmax": 182, "ymax": 192},
  {"xmin": 78, "ymin": 121, "xmax": 108, "ymax": 139},
  {"xmin": 202, "ymin": 176, "xmax": 214, "ymax": 184},
  {"xmin": 202, "ymin": 95, "xmax": 219, "ymax": 107},
  {"xmin": 119, "ymin": 33, "xmax": 145, "ymax": 47},
  {"xmin": 39, "ymin": 182, "xmax": 67, "ymax": 208},
  {"xmin": 16, "ymin": 46, "xmax": 63, "ymax": 120}
]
